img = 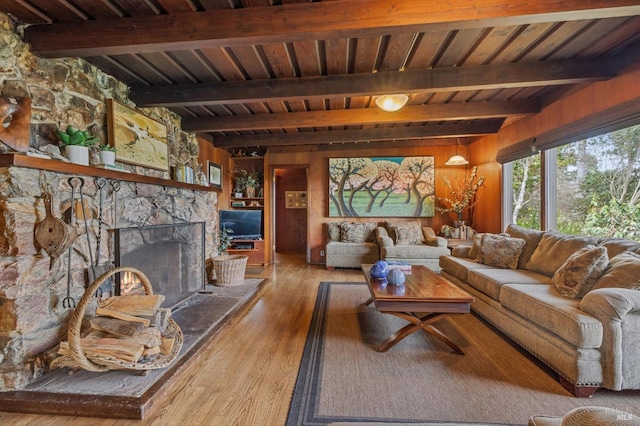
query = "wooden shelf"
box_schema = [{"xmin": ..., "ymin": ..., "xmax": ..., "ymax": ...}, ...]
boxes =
[{"xmin": 0, "ymin": 154, "xmax": 218, "ymax": 192}]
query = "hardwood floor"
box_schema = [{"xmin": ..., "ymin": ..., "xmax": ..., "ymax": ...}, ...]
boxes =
[{"xmin": 0, "ymin": 254, "xmax": 364, "ymax": 425}]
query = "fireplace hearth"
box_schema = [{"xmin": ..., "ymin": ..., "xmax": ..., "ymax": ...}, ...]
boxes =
[{"xmin": 0, "ymin": 279, "xmax": 266, "ymax": 419}]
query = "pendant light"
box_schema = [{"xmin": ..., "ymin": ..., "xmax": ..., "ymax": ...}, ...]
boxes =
[
  {"xmin": 375, "ymin": 94, "xmax": 409, "ymax": 112},
  {"xmin": 445, "ymin": 138, "xmax": 469, "ymax": 166}
]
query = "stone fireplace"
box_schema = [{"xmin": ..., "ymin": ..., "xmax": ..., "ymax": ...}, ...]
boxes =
[{"xmin": 0, "ymin": 165, "xmax": 218, "ymax": 391}]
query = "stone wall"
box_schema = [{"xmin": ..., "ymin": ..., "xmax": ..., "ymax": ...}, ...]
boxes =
[
  {"xmin": 0, "ymin": 13, "xmax": 218, "ymax": 390},
  {"xmin": 0, "ymin": 12, "xmax": 202, "ymax": 175}
]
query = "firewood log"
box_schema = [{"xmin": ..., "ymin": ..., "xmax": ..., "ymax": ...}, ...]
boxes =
[
  {"xmin": 98, "ymin": 294, "xmax": 165, "ymax": 317},
  {"xmin": 90, "ymin": 316, "xmax": 146, "ymax": 337}
]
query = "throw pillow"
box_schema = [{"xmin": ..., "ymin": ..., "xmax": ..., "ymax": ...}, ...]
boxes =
[
  {"xmin": 468, "ymin": 232, "xmax": 508, "ymax": 260},
  {"xmin": 526, "ymin": 231, "xmax": 598, "ymax": 277},
  {"xmin": 327, "ymin": 222, "xmax": 342, "ymax": 242},
  {"xmin": 476, "ymin": 234, "xmax": 526, "ymax": 269},
  {"xmin": 505, "ymin": 224, "xmax": 545, "ymax": 269},
  {"xmin": 385, "ymin": 220, "xmax": 422, "ymax": 243},
  {"xmin": 552, "ymin": 245, "xmax": 609, "ymax": 299},
  {"xmin": 591, "ymin": 251, "xmax": 640, "ymax": 291},
  {"xmin": 394, "ymin": 225, "xmax": 423, "ymax": 245},
  {"xmin": 340, "ymin": 222, "xmax": 376, "ymax": 243}
]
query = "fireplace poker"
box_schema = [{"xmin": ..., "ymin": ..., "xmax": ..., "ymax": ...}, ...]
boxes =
[
  {"xmin": 110, "ymin": 180, "xmax": 121, "ymax": 228},
  {"xmin": 63, "ymin": 178, "xmax": 77, "ymax": 309},
  {"xmin": 95, "ymin": 177, "xmax": 107, "ymax": 264},
  {"xmin": 93, "ymin": 177, "xmax": 110, "ymax": 297},
  {"xmin": 75, "ymin": 177, "xmax": 97, "ymax": 283}
]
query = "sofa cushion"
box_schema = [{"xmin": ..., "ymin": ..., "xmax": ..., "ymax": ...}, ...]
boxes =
[
  {"xmin": 526, "ymin": 231, "xmax": 598, "ymax": 277},
  {"xmin": 597, "ymin": 238, "xmax": 640, "ymax": 259},
  {"xmin": 476, "ymin": 234, "xmax": 526, "ymax": 269},
  {"xmin": 468, "ymin": 268, "xmax": 551, "ymax": 301},
  {"xmin": 340, "ymin": 222, "xmax": 376, "ymax": 243},
  {"xmin": 394, "ymin": 224, "xmax": 423, "ymax": 245},
  {"xmin": 505, "ymin": 223, "xmax": 545, "ymax": 269},
  {"xmin": 326, "ymin": 241, "xmax": 378, "ymax": 256},
  {"xmin": 383, "ymin": 244, "xmax": 449, "ymax": 260},
  {"xmin": 499, "ymin": 284, "xmax": 603, "ymax": 348},
  {"xmin": 591, "ymin": 251, "xmax": 640, "ymax": 291},
  {"xmin": 439, "ymin": 255, "xmax": 494, "ymax": 282},
  {"xmin": 552, "ymin": 245, "xmax": 608, "ymax": 299}
]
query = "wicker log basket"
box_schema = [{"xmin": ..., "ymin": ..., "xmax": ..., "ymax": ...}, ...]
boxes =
[
  {"xmin": 61, "ymin": 266, "xmax": 183, "ymax": 372},
  {"xmin": 213, "ymin": 254, "xmax": 248, "ymax": 286}
]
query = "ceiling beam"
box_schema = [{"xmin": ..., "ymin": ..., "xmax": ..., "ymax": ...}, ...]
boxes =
[
  {"xmin": 130, "ymin": 59, "xmax": 615, "ymax": 107},
  {"xmin": 182, "ymin": 100, "xmax": 538, "ymax": 132},
  {"xmin": 24, "ymin": 0, "xmax": 640, "ymax": 57},
  {"xmin": 211, "ymin": 120, "xmax": 504, "ymax": 148}
]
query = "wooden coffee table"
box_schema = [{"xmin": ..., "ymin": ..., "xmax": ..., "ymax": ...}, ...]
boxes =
[{"xmin": 361, "ymin": 264, "xmax": 474, "ymax": 354}]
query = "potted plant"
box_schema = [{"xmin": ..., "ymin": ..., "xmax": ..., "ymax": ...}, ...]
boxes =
[
  {"xmin": 97, "ymin": 143, "xmax": 117, "ymax": 165},
  {"xmin": 213, "ymin": 226, "xmax": 248, "ymax": 286},
  {"xmin": 217, "ymin": 226, "xmax": 234, "ymax": 255},
  {"xmin": 234, "ymin": 168, "xmax": 262, "ymax": 198},
  {"xmin": 56, "ymin": 125, "xmax": 98, "ymax": 166}
]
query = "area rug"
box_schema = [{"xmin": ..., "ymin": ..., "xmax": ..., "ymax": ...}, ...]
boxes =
[{"xmin": 286, "ymin": 282, "xmax": 640, "ymax": 426}]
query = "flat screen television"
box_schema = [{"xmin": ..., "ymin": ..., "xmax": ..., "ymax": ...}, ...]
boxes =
[{"xmin": 219, "ymin": 209, "xmax": 263, "ymax": 240}]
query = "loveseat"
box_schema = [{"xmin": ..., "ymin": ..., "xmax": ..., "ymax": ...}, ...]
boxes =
[
  {"xmin": 325, "ymin": 221, "xmax": 379, "ymax": 269},
  {"xmin": 439, "ymin": 224, "xmax": 640, "ymax": 397},
  {"xmin": 377, "ymin": 220, "xmax": 450, "ymax": 271}
]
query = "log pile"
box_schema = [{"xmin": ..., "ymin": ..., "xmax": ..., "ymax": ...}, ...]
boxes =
[{"xmin": 54, "ymin": 294, "xmax": 175, "ymax": 366}]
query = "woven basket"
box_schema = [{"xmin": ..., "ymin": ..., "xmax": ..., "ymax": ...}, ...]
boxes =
[
  {"xmin": 213, "ymin": 255, "xmax": 248, "ymax": 286},
  {"xmin": 66, "ymin": 266, "xmax": 183, "ymax": 372}
]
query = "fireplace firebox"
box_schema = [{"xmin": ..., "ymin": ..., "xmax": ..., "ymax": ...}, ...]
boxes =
[{"xmin": 114, "ymin": 222, "xmax": 205, "ymax": 308}]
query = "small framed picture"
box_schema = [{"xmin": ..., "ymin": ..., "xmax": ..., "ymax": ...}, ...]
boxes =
[{"xmin": 208, "ymin": 161, "xmax": 222, "ymax": 190}]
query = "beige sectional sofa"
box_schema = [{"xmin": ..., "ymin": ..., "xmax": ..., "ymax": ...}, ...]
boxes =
[
  {"xmin": 376, "ymin": 220, "xmax": 450, "ymax": 271},
  {"xmin": 439, "ymin": 224, "xmax": 640, "ymax": 397}
]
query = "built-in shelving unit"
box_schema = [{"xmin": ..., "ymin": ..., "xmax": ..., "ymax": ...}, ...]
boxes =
[{"xmin": 228, "ymin": 154, "xmax": 270, "ymax": 265}]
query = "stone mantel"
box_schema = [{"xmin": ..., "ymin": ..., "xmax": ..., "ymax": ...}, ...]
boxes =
[{"xmin": 0, "ymin": 154, "xmax": 217, "ymax": 193}]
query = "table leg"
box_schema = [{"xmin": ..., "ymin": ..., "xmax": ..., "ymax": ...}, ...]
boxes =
[
  {"xmin": 376, "ymin": 312, "xmax": 464, "ymax": 355},
  {"xmin": 364, "ymin": 296, "xmax": 374, "ymax": 306}
]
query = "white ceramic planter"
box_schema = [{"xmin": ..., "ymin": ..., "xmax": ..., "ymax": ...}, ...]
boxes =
[
  {"xmin": 99, "ymin": 150, "xmax": 116, "ymax": 165},
  {"xmin": 65, "ymin": 145, "xmax": 89, "ymax": 166}
]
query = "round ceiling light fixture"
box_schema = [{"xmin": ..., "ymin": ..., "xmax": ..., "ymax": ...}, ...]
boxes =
[{"xmin": 375, "ymin": 94, "xmax": 409, "ymax": 112}]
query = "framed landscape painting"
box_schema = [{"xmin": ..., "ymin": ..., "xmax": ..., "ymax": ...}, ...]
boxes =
[
  {"xmin": 107, "ymin": 99, "xmax": 168, "ymax": 171},
  {"xmin": 329, "ymin": 156, "xmax": 435, "ymax": 217}
]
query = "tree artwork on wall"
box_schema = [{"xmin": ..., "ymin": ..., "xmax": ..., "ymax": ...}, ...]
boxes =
[{"xmin": 329, "ymin": 156, "xmax": 435, "ymax": 217}]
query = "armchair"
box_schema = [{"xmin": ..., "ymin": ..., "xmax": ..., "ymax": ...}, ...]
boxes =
[{"xmin": 377, "ymin": 220, "xmax": 450, "ymax": 271}]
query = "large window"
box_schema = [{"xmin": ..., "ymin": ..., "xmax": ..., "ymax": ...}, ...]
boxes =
[{"xmin": 503, "ymin": 124, "xmax": 640, "ymax": 240}]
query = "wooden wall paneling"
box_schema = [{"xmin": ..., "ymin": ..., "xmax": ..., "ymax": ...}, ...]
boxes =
[
  {"xmin": 198, "ymin": 136, "xmax": 231, "ymax": 215},
  {"xmin": 469, "ymin": 134, "xmax": 502, "ymax": 234}
]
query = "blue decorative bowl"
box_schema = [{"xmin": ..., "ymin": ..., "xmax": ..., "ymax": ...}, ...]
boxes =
[
  {"xmin": 369, "ymin": 263, "xmax": 387, "ymax": 279},
  {"xmin": 387, "ymin": 269, "xmax": 406, "ymax": 285},
  {"xmin": 374, "ymin": 260, "xmax": 389, "ymax": 275}
]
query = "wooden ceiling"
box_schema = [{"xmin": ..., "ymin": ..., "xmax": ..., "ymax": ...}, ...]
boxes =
[{"xmin": 2, "ymin": 0, "xmax": 640, "ymax": 152}]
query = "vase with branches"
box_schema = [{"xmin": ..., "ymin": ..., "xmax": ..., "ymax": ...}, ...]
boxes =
[{"xmin": 437, "ymin": 166, "xmax": 485, "ymax": 223}]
